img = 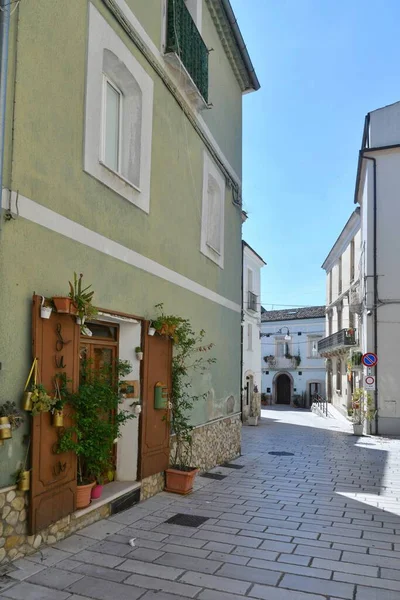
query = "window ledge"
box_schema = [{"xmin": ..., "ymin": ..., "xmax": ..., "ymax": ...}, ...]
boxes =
[
  {"xmin": 99, "ymin": 160, "xmax": 141, "ymax": 193},
  {"xmin": 73, "ymin": 480, "xmax": 141, "ymax": 519}
]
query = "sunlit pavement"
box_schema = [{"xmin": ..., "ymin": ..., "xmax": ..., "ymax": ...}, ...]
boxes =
[{"xmin": 3, "ymin": 406, "xmax": 400, "ymax": 600}]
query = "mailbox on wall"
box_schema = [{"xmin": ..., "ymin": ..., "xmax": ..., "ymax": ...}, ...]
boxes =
[{"xmin": 154, "ymin": 382, "xmax": 168, "ymax": 409}]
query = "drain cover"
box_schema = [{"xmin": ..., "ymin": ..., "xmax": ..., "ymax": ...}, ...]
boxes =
[
  {"xmin": 165, "ymin": 513, "xmax": 209, "ymax": 527},
  {"xmin": 268, "ymin": 451, "xmax": 294, "ymax": 456},
  {"xmin": 223, "ymin": 463, "xmax": 244, "ymax": 469},
  {"xmin": 200, "ymin": 472, "xmax": 226, "ymax": 480}
]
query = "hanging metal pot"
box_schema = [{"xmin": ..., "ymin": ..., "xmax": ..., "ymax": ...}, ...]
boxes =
[
  {"xmin": 17, "ymin": 471, "xmax": 30, "ymax": 492},
  {"xmin": 52, "ymin": 410, "xmax": 64, "ymax": 428},
  {"xmin": 0, "ymin": 416, "xmax": 12, "ymax": 440},
  {"xmin": 22, "ymin": 391, "xmax": 33, "ymax": 411}
]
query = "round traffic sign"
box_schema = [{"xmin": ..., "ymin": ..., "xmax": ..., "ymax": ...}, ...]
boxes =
[
  {"xmin": 362, "ymin": 353, "xmax": 378, "ymax": 367},
  {"xmin": 365, "ymin": 376, "xmax": 375, "ymax": 385}
]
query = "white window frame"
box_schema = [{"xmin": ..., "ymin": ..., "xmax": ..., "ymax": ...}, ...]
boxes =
[
  {"xmin": 308, "ymin": 336, "xmax": 320, "ymax": 358},
  {"xmin": 201, "ymin": 152, "xmax": 225, "ymax": 268},
  {"xmin": 84, "ymin": 4, "xmax": 154, "ymax": 213},
  {"xmin": 101, "ymin": 75, "xmax": 123, "ymax": 175}
]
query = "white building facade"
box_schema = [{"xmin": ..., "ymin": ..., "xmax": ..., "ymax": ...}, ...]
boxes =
[
  {"xmin": 353, "ymin": 101, "xmax": 400, "ymax": 434},
  {"xmin": 261, "ymin": 307, "xmax": 325, "ymax": 407},
  {"xmin": 242, "ymin": 241, "xmax": 266, "ymax": 421},
  {"xmin": 319, "ymin": 209, "xmax": 362, "ymax": 417}
]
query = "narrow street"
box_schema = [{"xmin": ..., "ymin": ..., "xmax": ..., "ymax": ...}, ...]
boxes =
[{"xmin": 3, "ymin": 407, "xmax": 400, "ymax": 600}]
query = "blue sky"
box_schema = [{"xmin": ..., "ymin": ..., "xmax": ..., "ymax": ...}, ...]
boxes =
[{"xmin": 231, "ymin": 0, "xmax": 400, "ymax": 309}]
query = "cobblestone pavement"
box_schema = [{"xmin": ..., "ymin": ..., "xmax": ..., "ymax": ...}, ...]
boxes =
[{"xmin": 2, "ymin": 406, "xmax": 400, "ymax": 600}]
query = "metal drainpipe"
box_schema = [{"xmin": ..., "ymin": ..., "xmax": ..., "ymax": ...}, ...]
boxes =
[
  {"xmin": 363, "ymin": 155, "xmax": 379, "ymax": 435},
  {"xmin": 0, "ymin": 0, "xmax": 11, "ymax": 235}
]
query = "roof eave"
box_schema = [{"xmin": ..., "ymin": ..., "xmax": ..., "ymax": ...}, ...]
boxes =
[{"xmin": 206, "ymin": 0, "xmax": 260, "ymax": 93}]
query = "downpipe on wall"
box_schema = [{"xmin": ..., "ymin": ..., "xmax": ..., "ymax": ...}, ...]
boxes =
[
  {"xmin": 0, "ymin": 0, "xmax": 11, "ymax": 237},
  {"xmin": 362, "ymin": 154, "xmax": 378, "ymax": 435}
]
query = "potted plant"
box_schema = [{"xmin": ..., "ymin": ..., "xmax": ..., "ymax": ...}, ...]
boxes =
[
  {"xmin": 52, "ymin": 295, "xmax": 72, "ymax": 314},
  {"xmin": 57, "ymin": 359, "xmax": 135, "ymax": 508},
  {"xmin": 69, "ymin": 272, "xmax": 98, "ymax": 325},
  {"xmin": 51, "ymin": 374, "xmax": 68, "ymax": 427},
  {"xmin": 263, "ymin": 355, "xmax": 276, "ymax": 367},
  {"xmin": 148, "ymin": 324, "xmax": 156, "ymax": 336},
  {"xmin": 152, "ymin": 308, "xmax": 215, "ymax": 495},
  {"xmin": 0, "ymin": 401, "xmax": 24, "ymax": 441},
  {"xmin": 135, "ymin": 346, "xmax": 143, "ymax": 361},
  {"xmin": 351, "ymin": 388, "xmax": 376, "ymax": 435},
  {"xmin": 151, "ymin": 303, "xmax": 182, "ymax": 343},
  {"xmin": 30, "ymin": 384, "xmax": 54, "ymax": 416}
]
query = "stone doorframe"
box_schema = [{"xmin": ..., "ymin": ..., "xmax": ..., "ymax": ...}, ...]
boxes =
[
  {"xmin": 272, "ymin": 371, "xmax": 294, "ymax": 405},
  {"xmin": 306, "ymin": 379, "xmax": 325, "ymax": 409}
]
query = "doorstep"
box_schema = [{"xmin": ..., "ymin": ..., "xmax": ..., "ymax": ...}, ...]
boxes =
[{"xmin": 73, "ymin": 480, "xmax": 141, "ymax": 518}]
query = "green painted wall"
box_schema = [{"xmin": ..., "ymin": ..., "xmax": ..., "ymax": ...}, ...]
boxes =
[
  {"xmin": 0, "ymin": 0, "xmax": 244, "ymax": 487},
  {"xmin": 0, "ymin": 220, "xmax": 241, "ymax": 487}
]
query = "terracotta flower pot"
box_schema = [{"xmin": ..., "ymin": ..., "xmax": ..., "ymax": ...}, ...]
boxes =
[
  {"xmin": 91, "ymin": 484, "xmax": 104, "ymax": 500},
  {"xmin": 0, "ymin": 416, "xmax": 12, "ymax": 440},
  {"xmin": 76, "ymin": 481, "xmax": 95, "ymax": 509},
  {"xmin": 53, "ymin": 297, "xmax": 72, "ymax": 314},
  {"xmin": 165, "ymin": 467, "xmax": 198, "ymax": 495}
]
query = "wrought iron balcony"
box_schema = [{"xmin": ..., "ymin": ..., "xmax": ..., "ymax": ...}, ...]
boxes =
[
  {"xmin": 318, "ymin": 329, "xmax": 357, "ymax": 354},
  {"xmin": 165, "ymin": 0, "xmax": 209, "ymax": 103},
  {"xmin": 248, "ymin": 291, "xmax": 258, "ymax": 312}
]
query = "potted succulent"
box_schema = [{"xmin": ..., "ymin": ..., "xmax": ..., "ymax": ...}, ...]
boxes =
[
  {"xmin": 69, "ymin": 272, "xmax": 98, "ymax": 325},
  {"xmin": 351, "ymin": 388, "xmax": 376, "ymax": 435},
  {"xmin": 0, "ymin": 401, "xmax": 24, "ymax": 442},
  {"xmin": 135, "ymin": 346, "xmax": 143, "ymax": 361},
  {"xmin": 30, "ymin": 384, "xmax": 54, "ymax": 416},
  {"xmin": 57, "ymin": 359, "xmax": 135, "ymax": 508},
  {"xmin": 152, "ymin": 307, "xmax": 215, "ymax": 495}
]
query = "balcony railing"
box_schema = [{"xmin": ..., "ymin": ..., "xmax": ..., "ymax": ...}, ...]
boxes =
[
  {"xmin": 165, "ymin": 0, "xmax": 209, "ymax": 103},
  {"xmin": 318, "ymin": 329, "xmax": 357, "ymax": 353},
  {"xmin": 248, "ymin": 291, "xmax": 258, "ymax": 312}
]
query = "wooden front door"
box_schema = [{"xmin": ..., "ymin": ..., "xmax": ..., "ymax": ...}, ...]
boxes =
[
  {"xmin": 80, "ymin": 322, "xmax": 119, "ymax": 481},
  {"xmin": 139, "ymin": 327, "xmax": 172, "ymax": 479},
  {"xmin": 30, "ymin": 295, "xmax": 79, "ymax": 534},
  {"xmin": 276, "ymin": 374, "xmax": 291, "ymax": 405}
]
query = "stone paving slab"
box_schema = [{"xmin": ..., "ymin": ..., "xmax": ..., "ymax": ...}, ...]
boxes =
[{"xmin": 4, "ymin": 406, "xmax": 400, "ymax": 599}]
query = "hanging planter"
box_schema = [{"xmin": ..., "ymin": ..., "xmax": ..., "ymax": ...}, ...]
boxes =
[
  {"xmin": 53, "ymin": 296, "xmax": 72, "ymax": 314},
  {"xmin": 0, "ymin": 402, "xmax": 24, "ymax": 441},
  {"xmin": 52, "ymin": 410, "xmax": 64, "ymax": 428},
  {"xmin": 76, "ymin": 315, "xmax": 86, "ymax": 325},
  {"xmin": 148, "ymin": 326, "xmax": 156, "ymax": 336},
  {"xmin": 40, "ymin": 296, "xmax": 53, "ymax": 319},
  {"xmin": 68, "ymin": 273, "xmax": 98, "ymax": 325},
  {"xmin": 135, "ymin": 346, "xmax": 143, "ymax": 360},
  {"xmin": 0, "ymin": 416, "xmax": 11, "ymax": 440},
  {"xmin": 16, "ymin": 470, "xmax": 30, "ymax": 492}
]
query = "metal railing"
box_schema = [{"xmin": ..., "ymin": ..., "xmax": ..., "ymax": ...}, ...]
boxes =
[
  {"xmin": 248, "ymin": 291, "xmax": 258, "ymax": 312},
  {"xmin": 318, "ymin": 328, "xmax": 357, "ymax": 353},
  {"xmin": 165, "ymin": 0, "xmax": 209, "ymax": 102},
  {"xmin": 312, "ymin": 393, "xmax": 328, "ymax": 416}
]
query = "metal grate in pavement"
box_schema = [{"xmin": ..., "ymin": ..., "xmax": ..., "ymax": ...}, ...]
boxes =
[
  {"xmin": 200, "ymin": 472, "xmax": 226, "ymax": 480},
  {"xmin": 268, "ymin": 451, "xmax": 294, "ymax": 456},
  {"xmin": 165, "ymin": 513, "xmax": 209, "ymax": 527},
  {"xmin": 223, "ymin": 463, "xmax": 244, "ymax": 469}
]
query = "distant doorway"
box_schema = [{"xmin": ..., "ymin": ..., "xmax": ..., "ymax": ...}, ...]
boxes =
[{"xmin": 276, "ymin": 374, "xmax": 291, "ymax": 404}]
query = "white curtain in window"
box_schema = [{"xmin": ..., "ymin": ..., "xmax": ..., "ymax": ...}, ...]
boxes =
[
  {"xmin": 206, "ymin": 175, "xmax": 221, "ymax": 254},
  {"xmin": 105, "ymin": 81, "xmax": 120, "ymax": 171}
]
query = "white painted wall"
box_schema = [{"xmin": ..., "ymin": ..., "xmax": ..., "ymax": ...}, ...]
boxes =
[
  {"xmin": 358, "ymin": 137, "xmax": 400, "ymax": 433},
  {"xmin": 242, "ymin": 244, "xmax": 265, "ymax": 416},
  {"xmin": 261, "ymin": 316, "xmax": 325, "ymax": 405}
]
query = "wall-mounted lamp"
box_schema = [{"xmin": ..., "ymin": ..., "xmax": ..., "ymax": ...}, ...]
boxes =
[{"xmin": 277, "ymin": 326, "xmax": 291, "ymax": 341}]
